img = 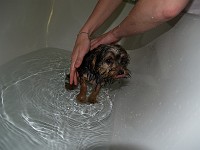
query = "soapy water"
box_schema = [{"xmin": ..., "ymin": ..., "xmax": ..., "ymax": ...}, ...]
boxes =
[{"xmin": 0, "ymin": 48, "xmax": 116, "ymax": 150}]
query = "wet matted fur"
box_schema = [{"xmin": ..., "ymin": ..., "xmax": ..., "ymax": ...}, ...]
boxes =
[{"xmin": 66, "ymin": 44, "xmax": 130, "ymax": 104}]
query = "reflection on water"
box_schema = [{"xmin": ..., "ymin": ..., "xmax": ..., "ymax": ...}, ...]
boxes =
[{"xmin": 0, "ymin": 48, "xmax": 115, "ymax": 150}]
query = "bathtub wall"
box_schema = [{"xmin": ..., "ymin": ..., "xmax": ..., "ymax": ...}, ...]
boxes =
[
  {"xmin": 0, "ymin": 0, "xmax": 172, "ymax": 66},
  {"xmin": 0, "ymin": 0, "xmax": 51, "ymax": 66}
]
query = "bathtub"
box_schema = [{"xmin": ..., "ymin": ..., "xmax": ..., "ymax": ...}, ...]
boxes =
[{"xmin": 0, "ymin": 1, "xmax": 200, "ymax": 150}]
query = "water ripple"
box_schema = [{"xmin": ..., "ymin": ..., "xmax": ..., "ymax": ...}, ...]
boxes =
[{"xmin": 0, "ymin": 48, "xmax": 114, "ymax": 150}]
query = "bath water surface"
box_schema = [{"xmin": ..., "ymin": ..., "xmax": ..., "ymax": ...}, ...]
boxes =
[{"xmin": 0, "ymin": 48, "xmax": 116, "ymax": 150}]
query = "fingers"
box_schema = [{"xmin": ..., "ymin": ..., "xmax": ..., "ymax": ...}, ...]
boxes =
[
  {"xmin": 70, "ymin": 61, "xmax": 76, "ymax": 85},
  {"xmin": 69, "ymin": 35, "xmax": 90, "ymax": 85},
  {"xmin": 73, "ymin": 70, "xmax": 78, "ymax": 85},
  {"xmin": 74, "ymin": 52, "xmax": 85, "ymax": 68},
  {"xmin": 91, "ymin": 39, "xmax": 100, "ymax": 50},
  {"xmin": 91, "ymin": 33, "xmax": 109, "ymax": 50},
  {"xmin": 91, "ymin": 31, "xmax": 120, "ymax": 50},
  {"xmin": 70, "ymin": 58, "xmax": 79, "ymax": 85}
]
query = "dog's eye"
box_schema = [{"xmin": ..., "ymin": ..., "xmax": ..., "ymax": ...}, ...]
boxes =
[
  {"xmin": 121, "ymin": 60, "xmax": 128, "ymax": 66},
  {"xmin": 105, "ymin": 58, "xmax": 113, "ymax": 65}
]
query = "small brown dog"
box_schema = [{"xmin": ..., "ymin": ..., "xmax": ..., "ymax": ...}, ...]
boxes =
[{"xmin": 66, "ymin": 44, "xmax": 130, "ymax": 104}]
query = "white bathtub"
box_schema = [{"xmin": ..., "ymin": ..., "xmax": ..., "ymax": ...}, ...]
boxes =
[{"xmin": 0, "ymin": 1, "xmax": 200, "ymax": 150}]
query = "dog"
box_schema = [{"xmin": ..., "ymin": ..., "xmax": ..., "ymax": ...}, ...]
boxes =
[{"xmin": 65, "ymin": 44, "xmax": 130, "ymax": 104}]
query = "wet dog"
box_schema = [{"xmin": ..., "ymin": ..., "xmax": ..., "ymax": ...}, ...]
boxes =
[{"xmin": 66, "ymin": 44, "xmax": 130, "ymax": 104}]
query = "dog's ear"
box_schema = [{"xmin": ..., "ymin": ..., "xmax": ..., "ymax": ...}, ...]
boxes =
[
  {"xmin": 95, "ymin": 44, "xmax": 109, "ymax": 64},
  {"xmin": 89, "ymin": 44, "xmax": 109, "ymax": 71},
  {"xmin": 85, "ymin": 51, "xmax": 98, "ymax": 72}
]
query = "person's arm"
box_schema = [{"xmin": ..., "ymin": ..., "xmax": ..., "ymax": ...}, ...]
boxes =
[
  {"xmin": 80, "ymin": 0, "xmax": 123, "ymax": 36},
  {"xmin": 70, "ymin": 0, "xmax": 123, "ymax": 85},
  {"xmin": 91, "ymin": 0, "xmax": 190, "ymax": 49}
]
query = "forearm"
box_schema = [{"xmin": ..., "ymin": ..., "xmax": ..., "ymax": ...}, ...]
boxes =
[
  {"xmin": 112, "ymin": 0, "xmax": 189, "ymax": 38},
  {"xmin": 80, "ymin": 0, "xmax": 123, "ymax": 36}
]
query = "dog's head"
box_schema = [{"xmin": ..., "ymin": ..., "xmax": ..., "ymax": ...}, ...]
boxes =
[{"xmin": 92, "ymin": 44, "xmax": 130, "ymax": 83}]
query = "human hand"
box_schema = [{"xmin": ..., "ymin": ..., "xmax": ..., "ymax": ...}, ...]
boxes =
[
  {"xmin": 70, "ymin": 33, "xmax": 90, "ymax": 85},
  {"xmin": 70, "ymin": 28, "xmax": 121, "ymax": 86},
  {"xmin": 91, "ymin": 28, "xmax": 121, "ymax": 50}
]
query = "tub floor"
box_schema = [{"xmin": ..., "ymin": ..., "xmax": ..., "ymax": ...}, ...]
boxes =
[{"xmin": 0, "ymin": 48, "xmax": 118, "ymax": 150}]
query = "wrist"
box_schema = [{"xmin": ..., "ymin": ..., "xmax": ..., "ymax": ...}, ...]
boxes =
[
  {"xmin": 77, "ymin": 31, "xmax": 91, "ymax": 40},
  {"xmin": 77, "ymin": 31, "xmax": 89, "ymax": 36},
  {"xmin": 79, "ymin": 27, "xmax": 94, "ymax": 37},
  {"xmin": 111, "ymin": 25, "xmax": 123, "ymax": 41}
]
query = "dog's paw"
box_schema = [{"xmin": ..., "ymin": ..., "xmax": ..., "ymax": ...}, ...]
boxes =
[
  {"xmin": 88, "ymin": 95, "xmax": 98, "ymax": 104},
  {"xmin": 76, "ymin": 94, "xmax": 87, "ymax": 103}
]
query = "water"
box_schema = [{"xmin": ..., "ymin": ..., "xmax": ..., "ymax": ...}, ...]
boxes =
[{"xmin": 0, "ymin": 48, "xmax": 116, "ymax": 150}]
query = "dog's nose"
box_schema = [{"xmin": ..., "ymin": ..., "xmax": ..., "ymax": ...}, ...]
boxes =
[{"xmin": 118, "ymin": 70, "xmax": 124, "ymax": 75}]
